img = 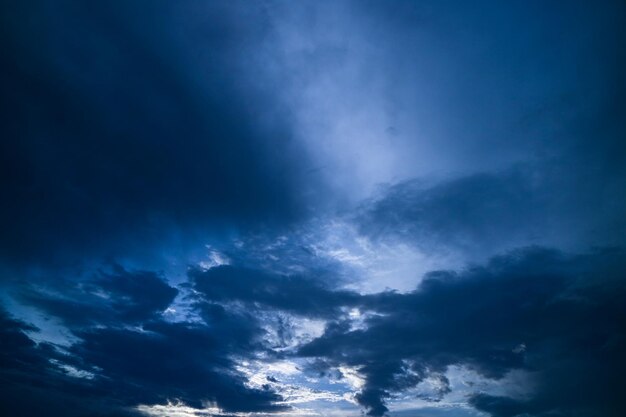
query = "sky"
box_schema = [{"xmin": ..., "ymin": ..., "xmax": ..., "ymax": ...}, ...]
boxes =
[{"xmin": 1, "ymin": 1, "xmax": 625, "ymax": 416}]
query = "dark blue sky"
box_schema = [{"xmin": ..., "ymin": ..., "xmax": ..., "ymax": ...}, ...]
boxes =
[{"xmin": 1, "ymin": 1, "xmax": 625, "ymax": 417}]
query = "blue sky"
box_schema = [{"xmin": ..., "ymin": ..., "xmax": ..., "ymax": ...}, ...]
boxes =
[{"xmin": 1, "ymin": 1, "xmax": 625, "ymax": 417}]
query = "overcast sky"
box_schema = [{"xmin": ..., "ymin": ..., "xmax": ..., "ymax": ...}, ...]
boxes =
[{"xmin": 1, "ymin": 1, "xmax": 625, "ymax": 417}]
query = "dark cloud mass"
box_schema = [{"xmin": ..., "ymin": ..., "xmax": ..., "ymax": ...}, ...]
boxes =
[
  {"xmin": 190, "ymin": 265, "xmax": 361, "ymax": 318},
  {"xmin": 19, "ymin": 265, "xmax": 178, "ymax": 326},
  {"xmin": 0, "ymin": 0, "xmax": 313, "ymax": 267},
  {"xmin": 1, "ymin": 1, "xmax": 625, "ymax": 417},
  {"xmin": 2, "ymin": 271, "xmax": 286, "ymax": 416},
  {"xmin": 69, "ymin": 321, "xmax": 284, "ymax": 413},
  {"xmin": 3, "ymin": 248, "xmax": 624, "ymax": 416},
  {"xmin": 298, "ymin": 247, "xmax": 626, "ymax": 416},
  {"xmin": 358, "ymin": 168, "xmax": 544, "ymax": 255},
  {"xmin": 357, "ymin": 163, "xmax": 626, "ymax": 265}
]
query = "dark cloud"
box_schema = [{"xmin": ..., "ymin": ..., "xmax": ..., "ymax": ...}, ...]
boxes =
[
  {"xmin": 4, "ymin": 247, "xmax": 626, "ymax": 416},
  {"xmin": 468, "ymin": 394, "xmax": 535, "ymax": 417},
  {"xmin": 357, "ymin": 165, "xmax": 626, "ymax": 259},
  {"xmin": 190, "ymin": 265, "xmax": 361, "ymax": 318},
  {"xmin": 357, "ymin": 168, "xmax": 542, "ymax": 255},
  {"xmin": 0, "ymin": 308, "xmax": 144, "ymax": 417},
  {"xmin": 0, "ymin": 0, "xmax": 315, "ymax": 269},
  {"xmin": 70, "ymin": 321, "xmax": 284, "ymax": 413},
  {"xmin": 0, "ymin": 3, "xmax": 307, "ymax": 410},
  {"xmin": 2, "ymin": 266, "xmax": 288, "ymax": 415},
  {"xmin": 1, "ymin": 1, "xmax": 625, "ymax": 417},
  {"xmin": 297, "ymin": 247, "xmax": 626, "ymax": 416},
  {"xmin": 20, "ymin": 265, "xmax": 178, "ymax": 326},
  {"xmin": 0, "ymin": 308, "xmax": 46, "ymax": 374},
  {"xmin": 346, "ymin": 0, "xmax": 626, "ymax": 259},
  {"xmin": 1, "ymin": 298, "xmax": 286, "ymax": 416}
]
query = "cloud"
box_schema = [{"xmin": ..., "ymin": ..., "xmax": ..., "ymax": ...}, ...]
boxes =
[
  {"xmin": 3, "ymin": 245, "xmax": 626, "ymax": 417},
  {"xmin": 0, "ymin": 308, "xmax": 46, "ymax": 374},
  {"xmin": 1, "ymin": 2, "xmax": 625, "ymax": 417},
  {"xmin": 0, "ymin": 308, "xmax": 144, "ymax": 417},
  {"xmin": 0, "ymin": 307, "xmax": 286, "ymax": 416},
  {"xmin": 468, "ymin": 394, "xmax": 535, "ymax": 417},
  {"xmin": 297, "ymin": 247, "xmax": 626, "ymax": 416},
  {"xmin": 265, "ymin": 0, "xmax": 626, "ymax": 202},
  {"xmin": 0, "ymin": 0, "xmax": 318, "ymax": 269},
  {"xmin": 70, "ymin": 321, "xmax": 285, "ymax": 413},
  {"xmin": 357, "ymin": 168, "xmax": 542, "ymax": 255},
  {"xmin": 1, "ymin": 266, "xmax": 288, "ymax": 415},
  {"xmin": 20, "ymin": 265, "xmax": 178, "ymax": 326},
  {"xmin": 356, "ymin": 165, "xmax": 626, "ymax": 261},
  {"xmin": 190, "ymin": 265, "xmax": 361, "ymax": 319}
]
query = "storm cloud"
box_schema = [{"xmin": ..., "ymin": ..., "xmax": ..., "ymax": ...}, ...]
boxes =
[
  {"xmin": 297, "ymin": 247, "xmax": 626, "ymax": 416},
  {"xmin": 1, "ymin": 1, "xmax": 625, "ymax": 417},
  {"xmin": 0, "ymin": 0, "xmax": 316, "ymax": 268}
]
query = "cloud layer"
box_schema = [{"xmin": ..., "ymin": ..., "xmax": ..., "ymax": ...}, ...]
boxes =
[{"xmin": 1, "ymin": 1, "xmax": 625, "ymax": 417}]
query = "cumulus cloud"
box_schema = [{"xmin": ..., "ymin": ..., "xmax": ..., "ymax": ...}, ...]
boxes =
[
  {"xmin": 3, "ymin": 246, "xmax": 626, "ymax": 416},
  {"xmin": 297, "ymin": 247, "xmax": 626, "ymax": 416}
]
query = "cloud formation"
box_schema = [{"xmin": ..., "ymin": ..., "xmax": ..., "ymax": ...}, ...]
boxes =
[
  {"xmin": 0, "ymin": 0, "xmax": 316, "ymax": 268},
  {"xmin": 4, "ymin": 247, "xmax": 624, "ymax": 417},
  {"xmin": 1, "ymin": 268, "xmax": 287, "ymax": 416},
  {"xmin": 1, "ymin": 1, "xmax": 625, "ymax": 417},
  {"xmin": 297, "ymin": 247, "xmax": 626, "ymax": 416}
]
